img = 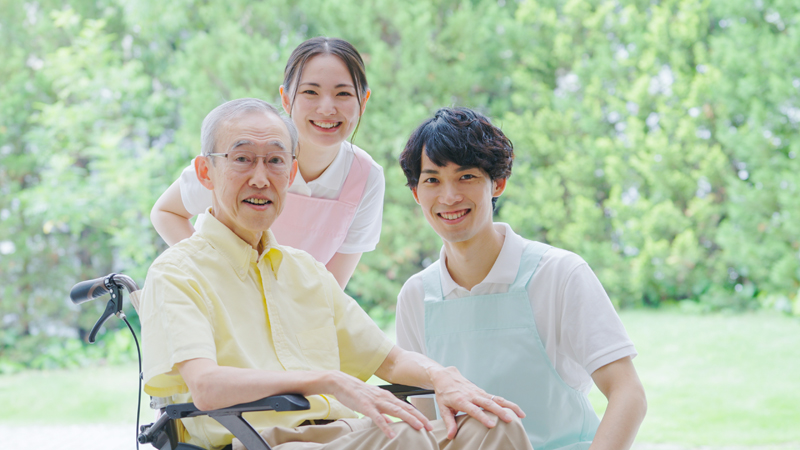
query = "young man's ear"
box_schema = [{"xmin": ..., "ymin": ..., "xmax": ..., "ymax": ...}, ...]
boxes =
[
  {"xmin": 195, "ymin": 156, "xmax": 214, "ymax": 190},
  {"xmin": 492, "ymin": 177, "xmax": 507, "ymax": 198},
  {"xmin": 411, "ymin": 186, "xmax": 421, "ymax": 205},
  {"xmin": 279, "ymin": 86, "xmax": 292, "ymax": 116}
]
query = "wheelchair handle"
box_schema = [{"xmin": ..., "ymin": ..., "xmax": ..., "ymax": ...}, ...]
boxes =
[
  {"xmin": 70, "ymin": 276, "xmax": 111, "ymax": 304},
  {"xmin": 138, "ymin": 412, "xmax": 171, "ymax": 444},
  {"xmin": 70, "ymin": 274, "xmax": 139, "ymax": 304},
  {"xmin": 70, "ymin": 273, "xmax": 140, "ymax": 343}
]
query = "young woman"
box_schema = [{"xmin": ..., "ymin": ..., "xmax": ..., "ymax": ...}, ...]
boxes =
[{"xmin": 150, "ymin": 37, "xmax": 383, "ymax": 288}]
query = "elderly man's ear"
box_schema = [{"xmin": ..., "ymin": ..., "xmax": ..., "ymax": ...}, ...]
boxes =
[{"xmin": 195, "ymin": 156, "xmax": 214, "ymax": 190}]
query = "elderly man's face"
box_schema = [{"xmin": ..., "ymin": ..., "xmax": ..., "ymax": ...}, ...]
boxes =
[{"xmin": 196, "ymin": 111, "xmax": 297, "ymax": 248}]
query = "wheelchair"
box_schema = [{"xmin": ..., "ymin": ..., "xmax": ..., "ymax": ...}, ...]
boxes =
[{"xmin": 70, "ymin": 273, "xmax": 433, "ymax": 450}]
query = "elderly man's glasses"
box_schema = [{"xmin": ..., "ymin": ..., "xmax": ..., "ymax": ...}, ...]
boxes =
[{"xmin": 206, "ymin": 150, "xmax": 294, "ymax": 173}]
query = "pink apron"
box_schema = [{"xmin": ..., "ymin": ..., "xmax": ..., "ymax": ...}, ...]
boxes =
[{"xmin": 270, "ymin": 146, "xmax": 371, "ymax": 265}]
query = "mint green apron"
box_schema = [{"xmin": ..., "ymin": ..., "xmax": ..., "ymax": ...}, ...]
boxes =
[{"xmin": 423, "ymin": 242, "xmax": 599, "ymax": 450}]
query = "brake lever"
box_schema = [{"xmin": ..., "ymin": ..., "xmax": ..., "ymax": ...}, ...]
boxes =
[
  {"xmin": 87, "ymin": 278, "xmax": 124, "ymax": 343},
  {"xmin": 88, "ymin": 298, "xmax": 118, "ymax": 343}
]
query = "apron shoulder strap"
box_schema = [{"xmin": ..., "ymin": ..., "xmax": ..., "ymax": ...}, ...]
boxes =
[
  {"xmin": 420, "ymin": 261, "xmax": 444, "ymax": 303},
  {"xmin": 337, "ymin": 144, "xmax": 372, "ymax": 206},
  {"xmin": 509, "ymin": 241, "xmax": 551, "ymax": 292}
]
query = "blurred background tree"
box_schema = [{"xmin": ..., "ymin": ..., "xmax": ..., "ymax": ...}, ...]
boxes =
[{"xmin": 1, "ymin": 0, "xmax": 798, "ymax": 370}]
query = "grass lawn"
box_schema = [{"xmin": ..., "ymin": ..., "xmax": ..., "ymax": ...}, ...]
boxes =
[
  {"xmin": 1, "ymin": 310, "xmax": 798, "ymax": 447},
  {"xmin": 588, "ymin": 309, "xmax": 800, "ymax": 446},
  {"xmin": 0, "ymin": 363, "xmax": 147, "ymax": 425}
]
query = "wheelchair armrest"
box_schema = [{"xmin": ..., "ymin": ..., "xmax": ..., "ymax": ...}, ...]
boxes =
[
  {"xmin": 378, "ymin": 384, "xmax": 434, "ymax": 402},
  {"xmin": 141, "ymin": 389, "xmax": 428, "ymax": 450},
  {"xmin": 141, "ymin": 394, "xmax": 310, "ymax": 450},
  {"xmin": 166, "ymin": 393, "xmax": 310, "ymax": 419}
]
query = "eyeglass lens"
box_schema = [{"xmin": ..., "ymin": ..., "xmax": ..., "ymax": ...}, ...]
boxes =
[{"xmin": 227, "ymin": 151, "xmax": 292, "ymax": 173}]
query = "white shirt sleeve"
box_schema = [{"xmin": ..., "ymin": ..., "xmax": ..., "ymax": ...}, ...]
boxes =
[
  {"xmin": 395, "ymin": 273, "xmax": 427, "ymax": 355},
  {"xmin": 555, "ymin": 258, "xmax": 637, "ymax": 375},
  {"xmin": 527, "ymin": 247, "xmax": 636, "ymax": 393},
  {"xmin": 337, "ymin": 163, "xmax": 385, "ymax": 254},
  {"xmin": 178, "ymin": 158, "xmax": 212, "ymax": 216}
]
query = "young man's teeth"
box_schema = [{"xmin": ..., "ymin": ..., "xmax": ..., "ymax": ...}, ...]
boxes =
[
  {"xmin": 440, "ymin": 210, "xmax": 467, "ymax": 220},
  {"xmin": 313, "ymin": 121, "xmax": 338, "ymax": 129},
  {"xmin": 245, "ymin": 198, "xmax": 268, "ymax": 205}
]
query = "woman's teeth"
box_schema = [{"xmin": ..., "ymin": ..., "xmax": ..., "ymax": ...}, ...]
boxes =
[
  {"xmin": 440, "ymin": 210, "xmax": 467, "ymax": 220},
  {"xmin": 245, "ymin": 198, "xmax": 269, "ymax": 205},
  {"xmin": 312, "ymin": 121, "xmax": 340, "ymax": 129}
]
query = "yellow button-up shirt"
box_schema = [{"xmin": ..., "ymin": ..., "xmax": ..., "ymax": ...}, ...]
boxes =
[{"xmin": 140, "ymin": 212, "xmax": 393, "ymax": 450}]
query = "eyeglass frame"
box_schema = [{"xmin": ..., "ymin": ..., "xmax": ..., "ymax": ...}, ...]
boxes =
[{"xmin": 205, "ymin": 150, "xmax": 296, "ymax": 174}]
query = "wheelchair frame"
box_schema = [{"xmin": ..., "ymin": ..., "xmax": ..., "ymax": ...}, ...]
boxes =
[{"xmin": 70, "ymin": 273, "xmax": 433, "ymax": 450}]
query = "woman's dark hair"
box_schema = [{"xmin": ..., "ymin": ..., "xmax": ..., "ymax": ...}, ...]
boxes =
[
  {"xmin": 399, "ymin": 107, "xmax": 514, "ymax": 188},
  {"xmin": 283, "ymin": 37, "xmax": 368, "ymax": 139}
]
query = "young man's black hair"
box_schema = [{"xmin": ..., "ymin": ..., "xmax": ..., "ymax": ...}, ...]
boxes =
[{"xmin": 399, "ymin": 107, "xmax": 514, "ymax": 190}]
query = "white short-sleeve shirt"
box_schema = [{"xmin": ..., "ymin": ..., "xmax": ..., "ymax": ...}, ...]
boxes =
[
  {"xmin": 395, "ymin": 223, "xmax": 637, "ymax": 395},
  {"xmin": 179, "ymin": 142, "xmax": 384, "ymax": 254}
]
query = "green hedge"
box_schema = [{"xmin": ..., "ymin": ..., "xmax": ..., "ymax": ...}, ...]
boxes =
[{"xmin": 1, "ymin": 0, "xmax": 798, "ymax": 368}]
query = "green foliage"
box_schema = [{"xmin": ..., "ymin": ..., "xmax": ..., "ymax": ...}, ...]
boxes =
[
  {"xmin": 1, "ymin": 0, "xmax": 799, "ymax": 367},
  {"xmin": 0, "ymin": 2, "xmax": 173, "ymax": 367},
  {"xmin": 497, "ymin": 0, "xmax": 800, "ymax": 311}
]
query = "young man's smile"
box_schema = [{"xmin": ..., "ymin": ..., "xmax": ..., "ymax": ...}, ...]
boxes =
[
  {"xmin": 413, "ymin": 153, "xmax": 505, "ymax": 246},
  {"xmin": 437, "ymin": 208, "xmax": 470, "ymax": 222}
]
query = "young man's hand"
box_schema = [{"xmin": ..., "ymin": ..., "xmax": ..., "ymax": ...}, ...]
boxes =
[
  {"xmin": 374, "ymin": 345, "xmax": 525, "ymax": 439},
  {"xmin": 429, "ymin": 365, "xmax": 525, "ymax": 439}
]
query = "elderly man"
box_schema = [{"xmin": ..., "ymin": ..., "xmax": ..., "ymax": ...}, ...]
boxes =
[{"xmin": 139, "ymin": 98, "xmax": 533, "ymax": 450}]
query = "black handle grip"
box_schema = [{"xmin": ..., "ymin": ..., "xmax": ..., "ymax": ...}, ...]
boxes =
[{"xmin": 70, "ymin": 276, "xmax": 110, "ymax": 305}]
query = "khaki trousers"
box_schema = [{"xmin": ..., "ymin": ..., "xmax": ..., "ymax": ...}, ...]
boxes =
[{"xmin": 232, "ymin": 410, "xmax": 532, "ymax": 450}]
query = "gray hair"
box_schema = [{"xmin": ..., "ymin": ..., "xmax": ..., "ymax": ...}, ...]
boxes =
[{"xmin": 200, "ymin": 98, "xmax": 298, "ymax": 157}]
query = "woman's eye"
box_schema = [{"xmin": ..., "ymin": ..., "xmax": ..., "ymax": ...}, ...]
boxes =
[
  {"xmin": 301, "ymin": 90, "xmax": 317, "ymax": 95},
  {"xmin": 337, "ymin": 91, "xmax": 354, "ymax": 97}
]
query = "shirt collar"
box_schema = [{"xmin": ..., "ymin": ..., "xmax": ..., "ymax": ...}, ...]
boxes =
[
  {"xmin": 437, "ymin": 223, "xmax": 523, "ymax": 296},
  {"xmin": 196, "ymin": 210, "xmax": 284, "ymax": 279},
  {"xmin": 292, "ymin": 142, "xmax": 349, "ymax": 195}
]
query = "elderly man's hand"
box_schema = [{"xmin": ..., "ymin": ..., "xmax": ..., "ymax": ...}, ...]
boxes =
[
  {"xmin": 429, "ymin": 366, "xmax": 525, "ymax": 440},
  {"xmin": 325, "ymin": 371, "xmax": 434, "ymax": 439}
]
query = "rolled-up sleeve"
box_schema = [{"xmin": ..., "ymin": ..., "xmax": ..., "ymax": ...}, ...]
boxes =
[
  {"xmin": 141, "ymin": 260, "xmax": 217, "ymax": 397},
  {"xmin": 331, "ymin": 282, "xmax": 393, "ymax": 381}
]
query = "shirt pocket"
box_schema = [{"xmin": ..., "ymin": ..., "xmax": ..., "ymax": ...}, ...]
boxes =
[{"xmin": 296, "ymin": 325, "xmax": 340, "ymax": 370}]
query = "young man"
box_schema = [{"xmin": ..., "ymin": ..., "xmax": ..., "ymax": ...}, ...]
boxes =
[
  {"xmin": 396, "ymin": 107, "xmax": 647, "ymax": 450},
  {"xmin": 140, "ymin": 99, "xmax": 534, "ymax": 450}
]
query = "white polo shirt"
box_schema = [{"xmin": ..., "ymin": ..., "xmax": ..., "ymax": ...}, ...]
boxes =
[
  {"xmin": 396, "ymin": 222, "xmax": 637, "ymax": 395},
  {"xmin": 179, "ymin": 142, "xmax": 384, "ymax": 254}
]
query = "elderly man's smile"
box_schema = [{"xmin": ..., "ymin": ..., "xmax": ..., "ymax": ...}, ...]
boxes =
[{"xmin": 243, "ymin": 196, "xmax": 273, "ymax": 209}]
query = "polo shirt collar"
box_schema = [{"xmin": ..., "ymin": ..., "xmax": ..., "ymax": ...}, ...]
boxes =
[
  {"xmin": 290, "ymin": 142, "xmax": 348, "ymax": 195},
  {"xmin": 196, "ymin": 210, "xmax": 284, "ymax": 279},
  {"xmin": 437, "ymin": 223, "xmax": 523, "ymax": 296}
]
